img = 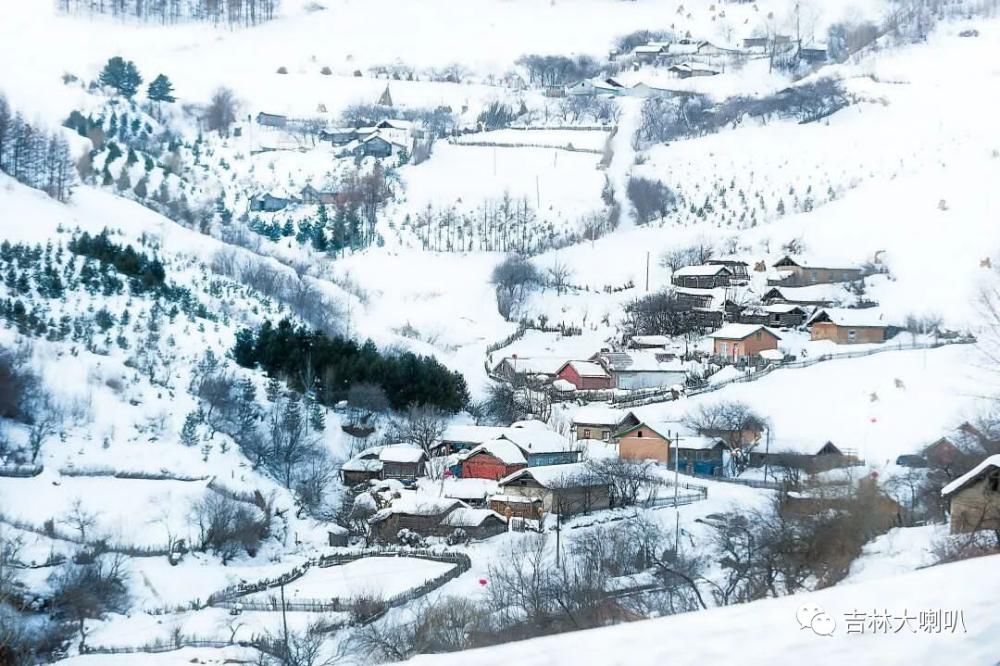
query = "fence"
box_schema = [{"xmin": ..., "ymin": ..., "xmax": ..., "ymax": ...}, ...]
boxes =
[
  {"xmin": 449, "ymin": 138, "xmax": 603, "ymax": 154},
  {"xmin": 0, "ymin": 464, "xmax": 43, "ymax": 478},
  {"xmin": 58, "ymin": 466, "xmax": 208, "ymax": 482},
  {"xmin": 207, "ymin": 549, "xmax": 471, "ymax": 620},
  {"xmin": 81, "ymin": 639, "xmax": 244, "ymax": 656},
  {"xmin": 0, "ymin": 511, "xmax": 172, "ymax": 557}
]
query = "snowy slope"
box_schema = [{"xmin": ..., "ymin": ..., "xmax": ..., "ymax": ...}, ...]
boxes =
[{"xmin": 393, "ymin": 554, "xmax": 1000, "ymax": 666}]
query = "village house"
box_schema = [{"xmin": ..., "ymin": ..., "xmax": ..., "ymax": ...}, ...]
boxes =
[
  {"xmin": 491, "ymin": 355, "xmax": 565, "ymax": 382},
  {"xmin": 614, "ymin": 419, "xmax": 679, "ymax": 464},
  {"xmin": 459, "ymin": 439, "xmax": 528, "ymax": 481},
  {"xmin": 497, "ymin": 428, "xmax": 580, "ymax": 466},
  {"xmin": 571, "ymin": 406, "xmax": 624, "ymax": 442},
  {"xmin": 941, "ymin": 455, "xmax": 1000, "ymax": 534},
  {"xmin": 761, "ymin": 285, "xmax": 838, "ymax": 307},
  {"xmin": 751, "ymin": 440, "xmax": 858, "ymax": 473},
  {"xmin": 320, "ymin": 128, "xmax": 359, "ymax": 145},
  {"xmin": 441, "ymin": 478, "xmax": 497, "ymax": 508},
  {"xmin": 489, "ymin": 494, "xmax": 544, "ymax": 520},
  {"xmin": 256, "ymin": 111, "xmax": 288, "ymax": 128},
  {"xmin": 369, "ymin": 495, "xmax": 464, "ymax": 542},
  {"xmin": 249, "ymin": 193, "xmax": 293, "ymax": 213},
  {"xmin": 671, "ymin": 264, "xmax": 734, "ymax": 289},
  {"xmin": 299, "ymin": 185, "xmax": 339, "ymax": 205},
  {"xmin": 628, "ymin": 335, "xmax": 683, "ymax": 353},
  {"xmin": 438, "ymin": 508, "xmax": 509, "ymax": 540},
  {"xmin": 668, "ymin": 62, "xmax": 720, "ymax": 78},
  {"xmin": 565, "ymin": 77, "xmax": 627, "ymax": 97},
  {"xmin": 497, "ymin": 463, "xmax": 611, "ymax": 516},
  {"xmin": 768, "ymin": 255, "xmax": 865, "ymax": 287},
  {"xmin": 433, "ymin": 424, "xmax": 508, "ymax": 456},
  {"xmin": 341, "ymin": 446, "xmax": 384, "ymax": 485},
  {"xmin": 555, "ymin": 360, "xmax": 612, "ymax": 390},
  {"xmin": 707, "ymin": 258, "xmax": 750, "ymax": 283},
  {"xmin": 379, "ymin": 445, "xmax": 427, "ymax": 482},
  {"xmin": 591, "ymin": 350, "xmax": 689, "ymax": 390},
  {"xmin": 669, "ymin": 435, "xmax": 728, "ymax": 476},
  {"xmin": 738, "ymin": 303, "xmax": 810, "ymax": 328},
  {"xmin": 808, "ymin": 308, "xmax": 888, "ymax": 344},
  {"xmin": 632, "ymin": 43, "xmax": 668, "ymax": 63},
  {"xmin": 708, "ymin": 324, "xmax": 781, "ymax": 362},
  {"xmin": 799, "ymin": 44, "xmax": 829, "ymax": 64}
]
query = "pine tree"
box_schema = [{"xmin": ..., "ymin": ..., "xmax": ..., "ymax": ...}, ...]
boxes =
[
  {"xmin": 147, "ymin": 74, "xmax": 176, "ymax": 103},
  {"xmin": 307, "ymin": 394, "xmax": 326, "ymax": 432},
  {"xmin": 180, "ymin": 410, "xmax": 201, "ymax": 446},
  {"xmin": 98, "ymin": 57, "xmax": 142, "ymax": 98},
  {"xmin": 265, "ymin": 376, "xmax": 282, "ymax": 403}
]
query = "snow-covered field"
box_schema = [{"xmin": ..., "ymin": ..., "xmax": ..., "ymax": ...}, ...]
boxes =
[{"xmin": 244, "ymin": 557, "xmax": 455, "ymax": 603}]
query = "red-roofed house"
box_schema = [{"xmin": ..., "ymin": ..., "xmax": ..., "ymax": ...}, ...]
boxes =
[{"xmin": 555, "ymin": 360, "xmax": 612, "ymax": 390}]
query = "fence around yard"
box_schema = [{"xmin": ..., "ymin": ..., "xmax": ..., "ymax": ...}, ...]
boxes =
[
  {"xmin": 0, "ymin": 464, "xmax": 43, "ymax": 478},
  {"xmin": 205, "ymin": 549, "xmax": 471, "ymax": 619}
]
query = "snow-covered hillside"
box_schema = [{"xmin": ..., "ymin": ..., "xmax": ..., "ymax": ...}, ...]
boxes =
[{"xmin": 2, "ymin": 0, "xmax": 1000, "ymax": 665}]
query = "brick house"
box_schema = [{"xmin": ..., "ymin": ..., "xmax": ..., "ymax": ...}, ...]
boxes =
[
  {"xmin": 614, "ymin": 420, "xmax": 681, "ymax": 464},
  {"xmin": 460, "ymin": 440, "xmax": 528, "ymax": 481},
  {"xmin": 555, "ymin": 360, "xmax": 612, "ymax": 390},
  {"xmin": 942, "ymin": 455, "xmax": 1000, "ymax": 534},
  {"xmin": 708, "ymin": 324, "xmax": 781, "ymax": 361},
  {"xmin": 808, "ymin": 309, "xmax": 888, "ymax": 344}
]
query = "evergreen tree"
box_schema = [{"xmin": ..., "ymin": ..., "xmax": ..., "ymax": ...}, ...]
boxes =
[
  {"xmin": 147, "ymin": 74, "xmax": 176, "ymax": 103},
  {"xmin": 98, "ymin": 57, "xmax": 142, "ymax": 98},
  {"xmin": 180, "ymin": 410, "xmax": 201, "ymax": 446}
]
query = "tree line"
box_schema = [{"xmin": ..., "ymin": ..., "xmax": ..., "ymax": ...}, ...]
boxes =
[
  {"xmin": 0, "ymin": 93, "xmax": 75, "ymax": 202},
  {"xmin": 233, "ymin": 319, "xmax": 469, "ymax": 413},
  {"xmin": 56, "ymin": 0, "xmax": 278, "ymax": 27}
]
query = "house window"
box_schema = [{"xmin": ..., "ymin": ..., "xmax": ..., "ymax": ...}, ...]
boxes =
[
  {"xmin": 755, "ymin": 331, "xmax": 762, "ymax": 340},
  {"xmin": 810, "ymin": 270, "xmax": 817, "ymax": 283},
  {"xmin": 989, "ymin": 472, "xmax": 999, "ymax": 492},
  {"xmin": 638, "ymin": 430, "xmax": 644, "ymax": 438},
  {"xmin": 848, "ymin": 329, "xmax": 857, "ymax": 342},
  {"xmin": 603, "ymin": 431, "xmax": 611, "ymax": 441},
  {"xmin": 583, "ymin": 428, "xmax": 591, "ymax": 439},
  {"xmin": 720, "ymin": 342, "xmax": 728, "ymax": 355}
]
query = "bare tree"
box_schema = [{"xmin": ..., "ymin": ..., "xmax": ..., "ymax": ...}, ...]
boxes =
[
  {"xmin": 684, "ymin": 402, "xmax": 767, "ymax": 475},
  {"xmin": 389, "ymin": 404, "xmax": 448, "ymax": 455},
  {"xmin": 491, "ymin": 255, "xmax": 541, "ymax": 321},
  {"xmin": 205, "ymin": 87, "xmax": 239, "ymax": 136},
  {"xmin": 545, "ymin": 260, "xmax": 573, "ymax": 296},
  {"xmin": 48, "ymin": 553, "xmax": 129, "ymax": 644},
  {"xmin": 62, "ymin": 499, "xmax": 99, "ymax": 543}
]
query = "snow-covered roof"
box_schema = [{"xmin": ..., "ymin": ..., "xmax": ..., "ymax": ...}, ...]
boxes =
[
  {"xmin": 494, "ymin": 356, "xmax": 566, "ymax": 375},
  {"xmin": 379, "ymin": 445, "xmax": 427, "ymax": 464},
  {"xmin": 441, "ymin": 424, "xmax": 507, "ymax": 445},
  {"xmin": 630, "ymin": 334, "xmax": 670, "ymax": 347},
  {"xmin": 809, "ymin": 308, "xmax": 887, "ymax": 328},
  {"xmin": 617, "ymin": 419, "xmax": 691, "ymax": 441},
  {"xmin": 673, "ymin": 264, "xmax": 730, "ymax": 277},
  {"xmin": 670, "ymin": 62, "xmax": 720, "ymax": 74},
  {"xmin": 509, "ymin": 419, "xmax": 549, "ymax": 431},
  {"xmin": 498, "ymin": 462, "xmax": 603, "ymax": 489},
  {"xmin": 762, "ymin": 303, "xmax": 808, "ymax": 314},
  {"xmin": 942, "ymin": 455, "xmax": 1000, "ymax": 497},
  {"xmin": 465, "ymin": 439, "xmax": 528, "ymax": 465},
  {"xmin": 342, "ymin": 457, "xmax": 384, "ymax": 473},
  {"xmin": 500, "ymin": 428, "xmax": 573, "ymax": 455},
  {"xmin": 708, "ymin": 324, "xmax": 781, "ymax": 341},
  {"xmin": 594, "ymin": 351, "xmax": 688, "ymax": 373},
  {"xmin": 440, "ymin": 507, "xmax": 507, "ymax": 527},
  {"xmin": 572, "ymin": 406, "xmax": 623, "ymax": 427},
  {"xmin": 633, "ymin": 44, "xmax": 666, "ymax": 54},
  {"xmin": 370, "ymin": 492, "xmax": 464, "ymax": 522},
  {"xmin": 561, "ymin": 360, "xmax": 609, "ymax": 377},
  {"xmin": 767, "ymin": 438, "xmax": 842, "ymax": 456},
  {"xmin": 670, "ymin": 435, "xmax": 726, "ymax": 451},
  {"xmin": 759, "ymin": 349, "xmax": 784, "ymax": 361},
  {"xmin": 440, "ymin": 477, "xmax": 498, "ymax": 501},
  {"xmin": 764, "ymin": 284, "xmax": 848, "ymax": 302}
]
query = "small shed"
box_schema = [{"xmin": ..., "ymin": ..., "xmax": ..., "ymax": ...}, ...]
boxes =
[
  {"xmin": 941, "ymin": 455, "xmax": 1000, "ymax": 534},
  {"xmin": 439, "ymin": 508, "xmax": 508, "ymax": 540}
]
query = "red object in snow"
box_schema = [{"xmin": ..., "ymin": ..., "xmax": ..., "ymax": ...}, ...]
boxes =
[
  {"xmin": 478, "ymin": 578, "xmax": 488, "ymax": 586},
  {"xmin": 870, "ymin": 417, "xmax": 878, "ymax": 423}
]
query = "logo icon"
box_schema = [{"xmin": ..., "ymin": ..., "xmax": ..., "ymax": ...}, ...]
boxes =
[{"xmin": 796, "ymin": 603, "xmax": 836, "ymax": 636}]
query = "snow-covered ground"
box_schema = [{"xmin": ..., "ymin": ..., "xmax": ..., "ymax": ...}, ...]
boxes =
[{"xmin": 394, "ymin": 554, "xmax": 1000, "ymax": 666}]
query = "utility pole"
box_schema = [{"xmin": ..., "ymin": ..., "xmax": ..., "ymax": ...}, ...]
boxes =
[
  {"xmin": 763, "ymin": 427, "xmax": 771, "ymax": 483},
  {"xmin": 670, "ymin": 430, "xmax": 681, "ymax": 553},
  {"xmin": 645, "ymin": 251, "xmax": 650, "ymax": 292},
  {"xmin": 554, "ymin": 507, "xmax": 562, "ymax": 567}
]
